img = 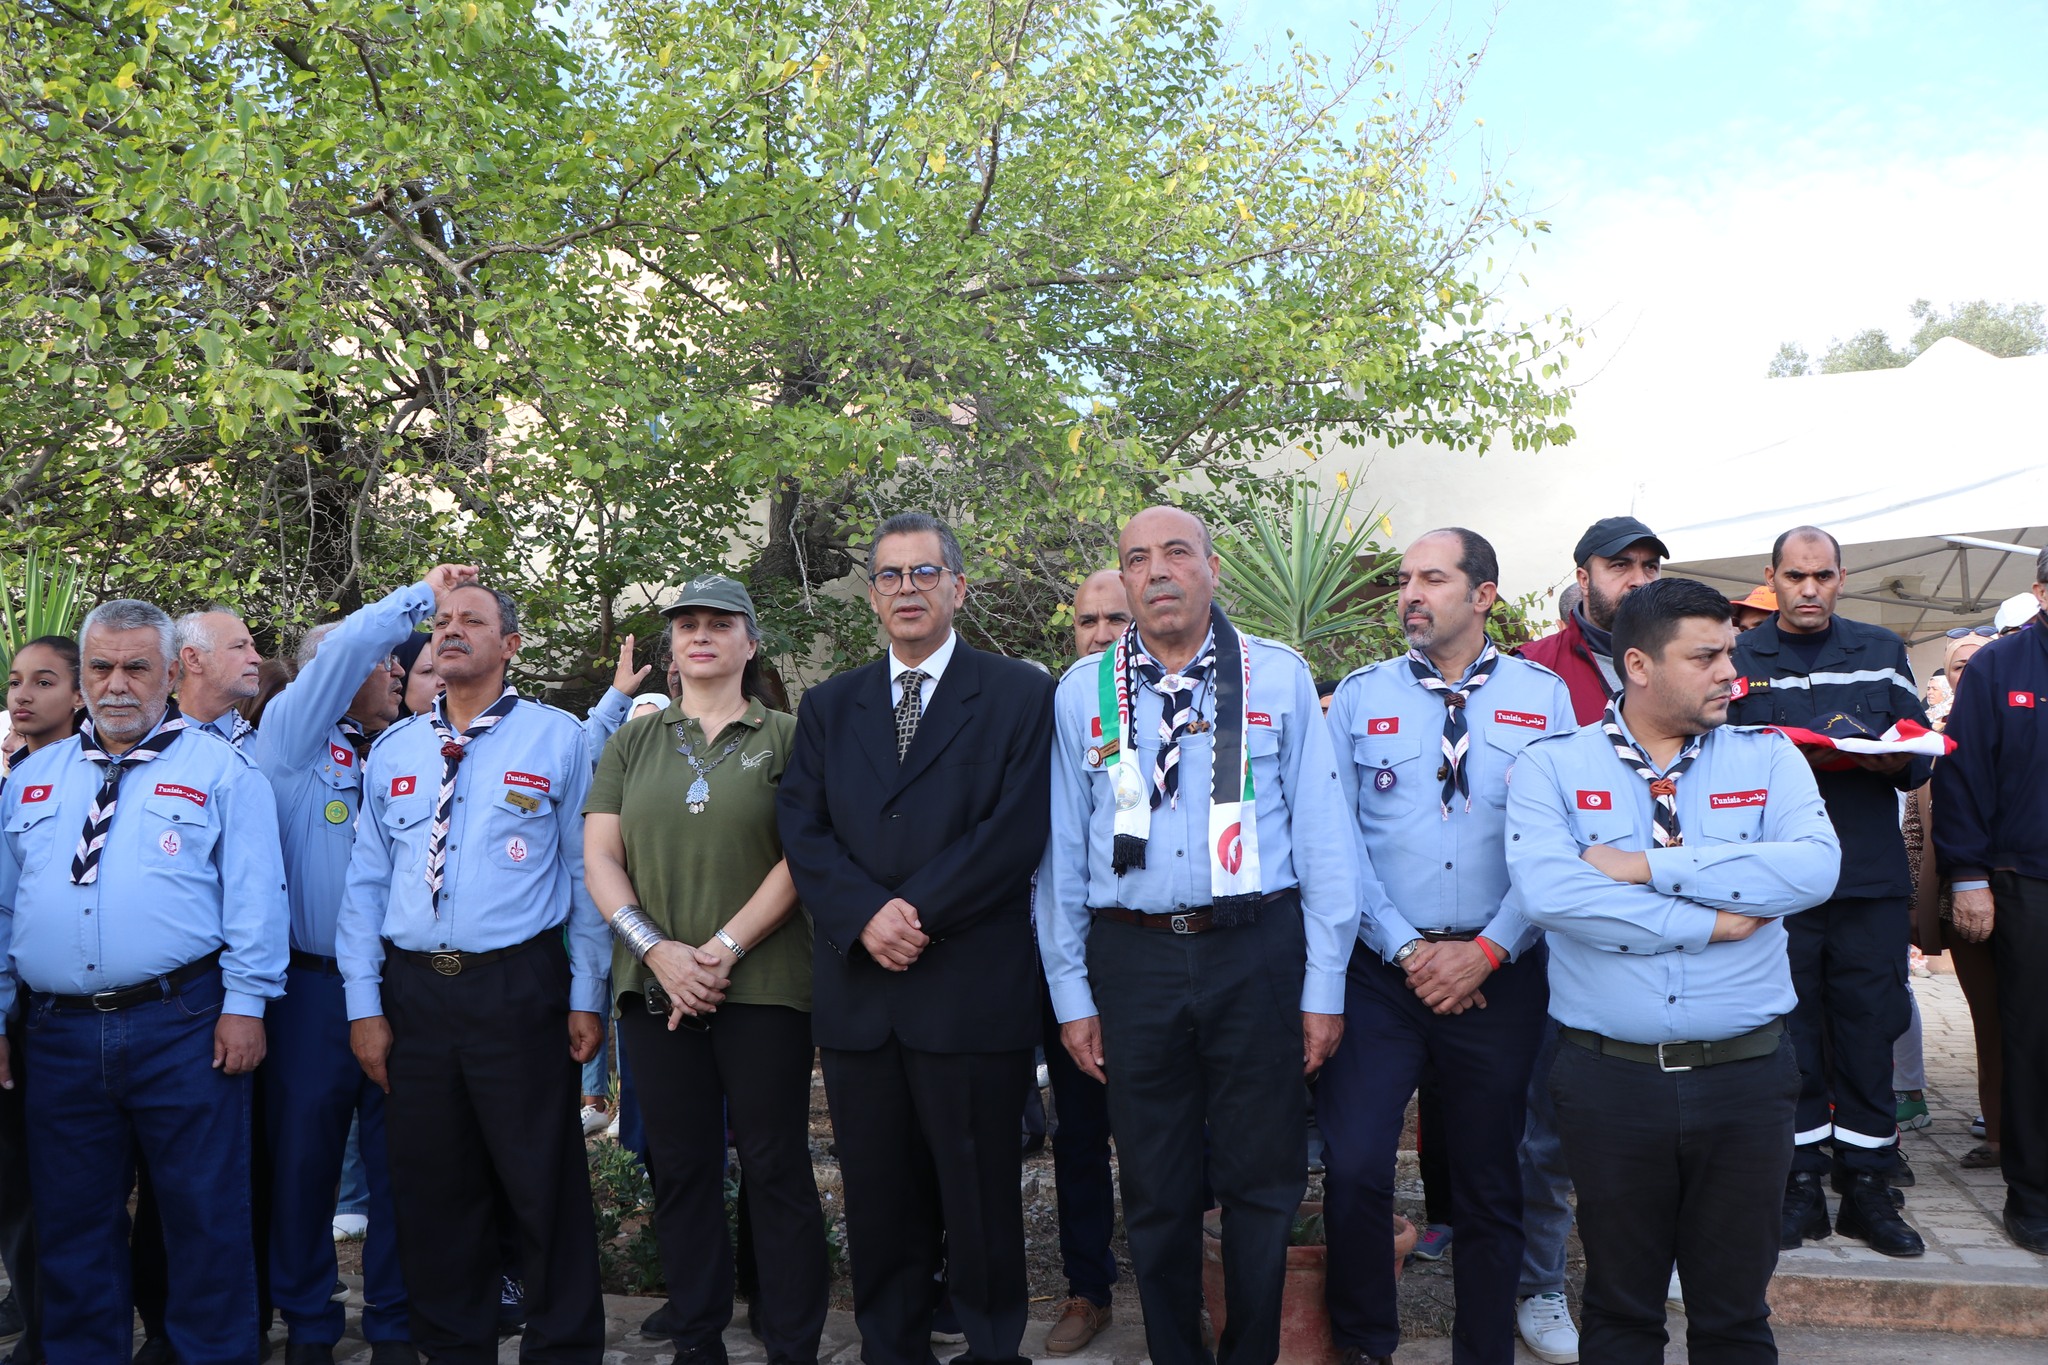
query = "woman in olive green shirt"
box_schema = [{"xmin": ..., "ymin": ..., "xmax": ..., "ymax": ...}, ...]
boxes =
[{"xmin": 583, "ymin": 575, "xmax": 825, "ymax": 1364}]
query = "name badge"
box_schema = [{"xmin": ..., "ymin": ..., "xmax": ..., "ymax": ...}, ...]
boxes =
[
  {"xmin": 1709, "ymin": 789, "xmax": 1768, "ymax": 809},
  {"xmin": 505, "ymin": 791, "xmax": 541, "ymax": 814}
]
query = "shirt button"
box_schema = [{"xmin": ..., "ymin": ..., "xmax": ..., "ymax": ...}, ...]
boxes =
[
  {"xmin": 1176, "ymin": 850, "xmax": 1184, "ymax": 858},
  {"xmin": 1443, "ymin": 861, "xmax": 1453, "ymax": 870},
  {"xmin": 1732, "ymin": 892, "xmax": 1742, "ymax": 900},
  {"xmin": 1673, "ymin": 884, "xmax": 1682, "ymax": 892},
  {"xmin": 1512, "ymin": 834, "xmax": 1520, "ymax": 841},
  {"xmin": 1668, "ymin": 995, "xmax": 1677, "ymax": 1004}
]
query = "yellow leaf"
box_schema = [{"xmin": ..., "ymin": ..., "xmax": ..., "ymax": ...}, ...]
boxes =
[
  {"xmin": 1344, "ymin": 517, "xmax": 1354, "ymax": 534},
  {"xmin": 1334, "ymin": 469, "xmax": 1349, "ymax": 490},
  {"xmin": 1377, "ymin": 513, "xmax": 1394, "ymax": 539},
  {"xmin": 927, "ymin": 149, "xmax": 945, "ymax": 173},
  {"xmin": 1066, "ymin": 427, "xmax": 1082, "ymax": 455},
  {"xmin": 463, "ymin": 2, "xmax": 478, "ymax": 21},
  {"xmin": 1235, "ymin": 197, "xmax": 1252, "ymax": 222},
  {"xmin": 113, "ymin": 64, "xmax": 136, "ymax": 90},
  {"xmin": 582, "ymin": 130, "xmax": 597, "ymax": 146}
]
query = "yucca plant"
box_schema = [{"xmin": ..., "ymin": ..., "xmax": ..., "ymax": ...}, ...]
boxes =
[
  {"xmin": 1218, "ymin": 481, "xmax": 1399, "ymax": 656},
  {"xmin": 1, "ymin": 547, "xmax": 85, "ymax": 675}
]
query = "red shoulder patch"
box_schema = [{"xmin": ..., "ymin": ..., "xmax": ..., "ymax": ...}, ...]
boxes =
[
  {"xmin": 1494, "ymin": 709, "xmax": 1547, "ymax": 730},
  {"xmin": 1366, "ymin": 716, "xmax": 1399, "ymax": 735},
  {"xmin": 2011, "ymin": 691, "xmax": 2036, "ymax": 709},
  {"xmin": 21, "ymin": 784, "xmax": 52, "ymax": 804},
  {"xmin": 1709, "ymin": 789, "xmax": 1768, "ymax": 809},
  {"xmin": 1576, "ymin": 790, "xmax": 1612, "ymax": 811},
  {"xmin": 330, "ymin": 742, "xmax": 354, "ymax": 768}
]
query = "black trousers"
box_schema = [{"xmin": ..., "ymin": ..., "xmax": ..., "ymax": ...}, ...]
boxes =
[
  {"xmin": 618, "ymin": 1001, "xmax": 827, "ymax": 1365},
  {"xmin": 1317, "ymin": 943, "xmax": 1546, "ymax": 1365},
  {"xmin": 1039, "ymin": 990, "xmax": 1119, "ymax": 1305},
  {"xmin": 820, "ymin": 1037, "xmax": 1031, "ymax": 1365},
  {"xmin": 1089, "ymin": 896, "xmax": 1307, "ymax": 1365},
  {"xmin": 0, "ymin": 1019, "xmax": 40, "ymax": 1360},
  {"xmin": 380, "ymin": 934, "xmax": 604, "ymax": 1363},
  {"xmin": 1786, "ymin": 895, "xmax": 1910, "ymax": 1173},
  {"xmin": 1992, "ymin": 872, "xmax": 2048, "ymax": 1220},
  {"xmin": 1551, "ymin": 1033, "xmax": 1800, "ymax": 1365}
]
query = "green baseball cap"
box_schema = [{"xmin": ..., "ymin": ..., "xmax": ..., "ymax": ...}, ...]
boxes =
[{"xmin": 660, "ymin": 572, "xmax": 757, "ymax": 621}]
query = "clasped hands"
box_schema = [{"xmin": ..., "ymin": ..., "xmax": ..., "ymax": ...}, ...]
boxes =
[{"xmin": 1579, "ymin": 842, "xmax": 1764, "ymax": 943}]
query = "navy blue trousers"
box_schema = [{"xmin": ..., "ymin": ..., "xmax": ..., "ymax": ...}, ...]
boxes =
[
  {"xmin": 23, "ymin": 971, "xmax": 258, "ymax": 1364},
  {"xmin": 1040, "ymin": 988, "xmax": 1119, "ymax": 1304},
  {"xmin": 1317, "ymin": 942, "xmax": 1546, "ymax": 1365},
  {"xmin": 1787, "ymin": 896, "xmax": 1910, "ymax": 1174},
  {"xmin": 265, "ymin": 962, "xmax": 407, "ymax": 1344}
]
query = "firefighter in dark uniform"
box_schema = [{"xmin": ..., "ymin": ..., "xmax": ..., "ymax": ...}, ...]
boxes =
[{"xmin": 1727, "ymin": 526, "xmax": 1929, "ymax": 1258}]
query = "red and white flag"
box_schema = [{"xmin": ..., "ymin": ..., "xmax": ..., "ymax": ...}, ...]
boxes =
[{"xmin": 1769, "ymin": 718, "xmax": 1956, "ymax": 772}]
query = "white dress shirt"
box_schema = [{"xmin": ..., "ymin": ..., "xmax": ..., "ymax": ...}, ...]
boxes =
[{"xmin": 888, "ymin": 630, "xmax": 958, "ymax": 714}]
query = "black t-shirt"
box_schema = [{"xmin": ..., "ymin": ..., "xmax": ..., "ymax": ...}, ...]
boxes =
[{"xmin": 1780, "ymin": 621, "xmax": 1833, "ymax": 672}]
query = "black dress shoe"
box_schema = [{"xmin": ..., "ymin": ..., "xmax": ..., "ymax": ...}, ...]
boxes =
[
  {"xmin": 2005, "ymin": 1209, "xmax": 2048, "ymax": 1254},
  {"xmin": 285, "ymin": 1343, "xmax": 334, "ymax": 1365},
  {"xmin": 369, "ymin": 1341, "xmax": 422, "ymax": 1365},
  {"xmin": 496, "ymin": 1275, "xmax": 527, "ymax": 1336},
  {"xmin": 0, "ymin": 1290, "xmax": 23, "ymax": 1342},
  {"xmin": 1836, "ymin": 1173, "xmax": 1925, "ymax": 1257},
  {"xmin": 639, "ymin": 1300, "xmax": 684, "ymax": 1340},
  {"xmin": 134, "ymin": 1337, "xmax": 177, "ymax": 1365},
  {"xmin": 1781, "ymin": 1171, "xmax": 1830, "ymax": 1248},
  {"xmin": 1335, "ymin": 1349, "xmax": 1392, "ymax": 1365}
]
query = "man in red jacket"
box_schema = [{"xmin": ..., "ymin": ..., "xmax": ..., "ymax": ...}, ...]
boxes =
[
  {"xmin": 1508, "ymin": 515, "xmax": 1668, "ymax": 1364},
  {"xmin": 1519, "ymin": 516, "xmax": 1670, "ymax": 726}
]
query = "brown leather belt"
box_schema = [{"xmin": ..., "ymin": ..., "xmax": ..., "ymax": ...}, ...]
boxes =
[
  {"xmin": 38, "ymin": 950, "xmax": 224, "ymax": 1013},
  {"xmin": 1561, "ymin": 1018, "xmax": 1784, "ymax": 1073},
  {"xmin": 385, "ymin": 932, "xmax": 547, "ymax": 978},
  {"xmin": 1091, "ymin": 890, "xmax": 1290, "ymax": 936}
]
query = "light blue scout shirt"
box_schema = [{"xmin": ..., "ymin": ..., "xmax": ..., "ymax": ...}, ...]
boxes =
[
  {"xmin": 1504, "ymin": 709, "xmax": 1839, "ymax": 1045},
  {"xmin": 1036, "ymin": 629, "xmax": 1361, "ymax": 1023},
  {"xmin": 1328, "ymin": 652, "xmax": 1576, "ymax": 962},
  {"xmin": 336, "ymin": 696, "xmax": 607, "ymax": 1020},
  {"xmin": 249, "ymin": 581, "xmax": 435, "ymax": 959},
  {"xmin": 0, "ymin": 717, "xmax": 289, "ymax": 1018},
  {"xmin": 582, "ymin": 687, "xmax": 634, "ymax": 758},
  {"xmin": 193, "ymin": 711, "xmax": 252, "ymax": 748}
]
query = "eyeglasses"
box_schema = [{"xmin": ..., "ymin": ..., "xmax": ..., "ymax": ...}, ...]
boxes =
[
  {"xmin": 1945, "ymin": 626, "xmax": 1996, "ymax": 639},
  {"xmin": 870, "ymin": 564, "xmax": 949, "ymax": 595}
]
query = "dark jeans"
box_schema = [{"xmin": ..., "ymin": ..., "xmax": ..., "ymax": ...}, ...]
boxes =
[
  {"xmin": 1992, "ymin": 872, "xmax": 2048, "ymax": 1220},
  {"xmin": 1551, "ymin": 1033, "xmax": 1800, "ymax": 1365},
  {"xmin": 618, "ymin": 1001, "xmax": 827, "ymax": 1365},
  {"xmin": 1089, "ymin": 895, "xmax": 1307, "ymax": 1365},
  {"xmin": 1416, "ymin": 1077, "xmax": 1451, "ymax": 1227},
  {"xmin": 1317, "ymin": 944, "xmax": 1546, "ymax": 1365},
  {"xmin": 820, "ymin": 1039, "xmax": 1032, "ymax": 1365},
  {"xmin": 1786, "ymin": 896, "xmax": 1910, "ymax": 1173},
  {"xmin": 266, "ymin": 963, "xmax": 407, "ymax": 1344},
  {"xmin": 22, "ymin": 971, "xmax": 259, "ymax": 1363},
  {"xmin": 1040, "ymin": 989, "xmax": 1118, "ymax": 1305},
  {"xmin": 380, "ymin": 933, "xmax": 604, "ymax": 1363}
]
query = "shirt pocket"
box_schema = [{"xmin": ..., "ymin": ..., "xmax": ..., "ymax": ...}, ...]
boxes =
[
  {"xmin": 1246, "ymin": 719, "xmax": 1283, "ymax": 795},
  {"xmin": 141, "ymin": 792, "xmax": 221, "ymax": 867},
  {"xmin": 1698, "ymin": 802, "xmax": 1766, "ymax": 846},
  {"xmin": 1480, "ymin": 727, "xmax": 1541, "ymax": 807},
  {"xmin": 487, "ymin": 797, "xmax": 554, "ymax": 872},
  {"xmin": 1352, "ymin": 734, "xmax": 1425, "ymax": 816},
  {"xmin": 4, "ymin": 801, "xmax": 63, "ymax": 875},
  {"xmin": 379, "ymin": 793, "xmax": 434, "ymax": 870}
]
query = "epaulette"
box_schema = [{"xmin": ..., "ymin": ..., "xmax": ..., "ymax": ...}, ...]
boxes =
[
  {"xmin": 1241, "ymin": 631, "xmax": 1312, "ymax": 668},
  {"xmin": 1512, "ymin": 654, "xmax": 1567, "ymax": 684},
  {"xmin": 370, "ymin": 713, "xmax": 430, "ymax": 749},
  {"xmin": 528, "ymin": 698, "xmax": 584, "ymax": 724},
  {"xmin": 1522, "ymin": 726, "xmax": 1583, "ymax": 750},
  {"xmin": 184, "ymin": 725, "xmax": 262, "ymax": 769},
  {"xmin": 1060, "ymin": 651, "xmax": 1105, "ymax": 684}
]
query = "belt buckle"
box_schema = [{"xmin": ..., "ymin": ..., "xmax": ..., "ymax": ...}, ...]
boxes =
[
  {"xmin": 1656, "ymin": 1041, "xmax": 1693, "ymax": 1073},
  {"xmin": 1169, "ymin": 913, "xmax": 1195, "ymax": 935},
  {"xmin": 429, "ymin": 952, "xmax": 463, "ymax": 977},
  {"xmin": 90, "ymin": 990, "xmax": 122, "ymax": 1013}
]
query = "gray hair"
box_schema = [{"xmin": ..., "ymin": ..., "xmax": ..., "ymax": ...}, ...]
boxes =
[
  {"xmin": 296, "ymin": 621, "xmax": 342, "ymax": 665},
  {"xmin": 173, "ymin": 605, "xmax": 241, "ymax": 656},
  {"xmin": 447, "ymin": 584, "xmax": 520, "ymax": 636},
  {"xmin": 2036, "ymin": 546, "xmax": 2047, "ymax": 586},
  {"xmin": 81, "ymin": 599, "xmax": 177, "ymax": 670},
  {"xmin": 868, "ymin": 512, "xmax": 965, "ymax": 577}
]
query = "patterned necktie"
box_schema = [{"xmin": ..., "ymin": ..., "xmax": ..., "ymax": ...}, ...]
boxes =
[
  {"xmin": 1135, "ymin": 646, "xmax": 1215, "ymax": 810},
  {"xmin": 894, "ymin": 670, "xmax": 927, "ymax": 761},
  {"xmin": 71, "ymin": 707, "xmax": 189, "ymax": 885},
  {"xmin": 1409, "ymin": 644, "xmax": 1497, "ymax": 816},
  {"xmin": 1602, "ymin": 703, "xmax": 1703, "ymax": 847},
  {"xmin": 426, "ymin": 688, "xmax": 519, "ymax": 908},
  {"xmin": 337, "ymin": 716, "xmax": 372, "ymax": 765}
]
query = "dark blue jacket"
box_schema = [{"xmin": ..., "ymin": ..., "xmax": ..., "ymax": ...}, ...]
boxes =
[
  {"xmin": 1933, "ymin": 618, "xmax": 2048, "ymax": 884},
  {"xmin": 1729, "ymin": 616, "xmax": 1932, "ymax": 900}
]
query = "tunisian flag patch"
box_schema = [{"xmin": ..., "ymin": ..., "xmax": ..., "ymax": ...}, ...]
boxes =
[
  {"xmin": 1576, "ymin": 790, "xmax": 1613, "ymax": 810},
  {"xmin": 391, "ymin": 775, "xmax": 418, "ymax": 797},
  {"xmin": 2012, "ymin": 691, "xmax": 2037, "ymax": 709},
  {"xmin": 1366, "ymin": 717, "xmax": 1399, "ymax": 735}
]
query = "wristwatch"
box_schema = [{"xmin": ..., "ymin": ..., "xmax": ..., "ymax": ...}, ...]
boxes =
[{"xmin": 1392, "ymin": 939, "xmax": 1422, "ymax": 965}]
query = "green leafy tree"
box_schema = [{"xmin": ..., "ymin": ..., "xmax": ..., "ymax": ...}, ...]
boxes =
[
  {"xmin": 1907, "ymin": 298, "xmax": 2048, "ymax": 358},
  {"xmin": 3, "ymin": 0, "xmax": 1576, "ymax": 692},
  {"xmin": 1766, "ymin": 341, "xmax": 1810, "ymax": 378},
  {"xmin": 1818, "ymin": 328, "xmax": 1909, "ymax": 374}
]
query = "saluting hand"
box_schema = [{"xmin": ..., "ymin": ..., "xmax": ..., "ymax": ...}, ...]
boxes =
[
  {"xmin": 425, "ymin": 564, "xmax": 481, "ymax": 606},
  {"xmin": 611, "ymin": 635, "xmax": 654, "ymax": 696},
  {"xmin": 214, "ymin": 1015, "xmax": 267, "ymax": 1075},
  {"xmin": 860, "ymin": 898, "xmax": 929, "ymax": 971}
]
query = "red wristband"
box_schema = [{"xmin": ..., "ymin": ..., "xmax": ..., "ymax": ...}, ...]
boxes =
[{"xmin": 1475, "ymin": 937, "xmax": 1502, "ymax": 971}]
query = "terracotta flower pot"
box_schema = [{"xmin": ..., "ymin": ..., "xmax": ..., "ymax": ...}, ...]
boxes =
[{"xmin": 1201, "ymin": 1203, "xmax": 1419, "ymax": 1365}]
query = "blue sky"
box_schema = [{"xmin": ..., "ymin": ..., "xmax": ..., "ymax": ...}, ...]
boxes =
[{"xmin": 1228, "ymin": 0, "xmax": 2048, "ymax": 389}]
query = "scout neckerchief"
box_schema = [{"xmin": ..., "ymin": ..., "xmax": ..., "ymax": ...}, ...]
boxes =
[
  {"xmin": 1602, "ymin": 702, "xmax": 1703, "ymax": 847},
  {"xmin": 1097, "ymin": 605, "xmax": 1261, "ymax": 916},
  {"xmin": 1135, "ymin": 643, "xmax": 1214, "ymax": 811},
  {"xmin": 218, "ymin": 709, "xmax": 256, "ymax": 750},
  {"xmin": 72, "ymin": 703, "xmax": 189, "ymax": 885},
  {"xmin": 1408, "ymin": 642, "xmax": 1498, "ymax": 817},
  {"xmin": 336, "ymin": 715, "xmax": 372, "ymax": 765},
  {"xmin": 426, "ymin": 686, "xmax": 519, "ymax": 909}
]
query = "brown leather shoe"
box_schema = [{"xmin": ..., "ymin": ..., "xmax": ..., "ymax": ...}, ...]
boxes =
[{"xmin": 1044, "ymin": 1297, "xmax": 1113, "ymax": 1355}]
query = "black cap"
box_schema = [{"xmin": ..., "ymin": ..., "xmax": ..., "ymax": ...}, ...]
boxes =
[{"xmin": 1574, "ymin": 516, "xmax": 1671, "ymax": 566}]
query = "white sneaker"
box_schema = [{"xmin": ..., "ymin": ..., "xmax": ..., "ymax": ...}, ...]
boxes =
[
  {"xmin": 605, "ymin": 1110, "xmax": 621, "ymax": 1140},
  {"xmin": 331, "ymin": 1213, "xmax": 368, "ymax": 1242},
  {"xmin": 1517, "ymin": 1292, "xmax": 1580, "ymax": 1364},
  {"xmin": 1667, "ymin": 1267, "xmax": 1685, "ymax": 1312},
  {"xmin": 579, "ymin": 1104, "xmax": 609, "ymax": 1137}
]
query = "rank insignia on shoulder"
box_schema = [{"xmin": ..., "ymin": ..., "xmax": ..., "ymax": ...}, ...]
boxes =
[
  {"xmin": 505, "ymin": 790, "xmax": 541, "ymax": 814},
  {"xmin": 1086, "ymin": 739, "xmax": 1120, "ymax": 768}
]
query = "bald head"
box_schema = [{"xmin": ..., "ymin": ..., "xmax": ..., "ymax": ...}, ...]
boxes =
[{"xmin": 1072, "ymin": 569, "xmax": 1134, "ymax": 658}]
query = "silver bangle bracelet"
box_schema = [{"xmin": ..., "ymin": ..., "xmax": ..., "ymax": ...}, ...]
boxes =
[
  {"xmin": 715, "ymin": 927, "xmax": 747, "ymax": 960},
  {"xmin": 609, "ymin": 904, "xmax": 669, "ymax": 962}
]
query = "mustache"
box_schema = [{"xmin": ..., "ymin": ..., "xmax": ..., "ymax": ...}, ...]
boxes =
[{"xmin": 436, "ymin": 639, "xmax": 473, "ymax": 656}]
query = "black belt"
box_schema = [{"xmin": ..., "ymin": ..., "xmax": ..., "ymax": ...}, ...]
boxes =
[
  {"xmin": 384, "ymin": 931, "xmax": 547, "ymax": 978},
  {"xmin": 289, "ymin": 950, "xmax": 342, "ymax": 975},
  {"xmin": 1419, "ymin": 929, "xmax": 1480, "ymax": 943},
  {"xmin": 1090, "ymin": 889, "xmax": 1290, "ymax": 936},
  {"xmin": 37, "ymin": 950, "xmax": 224, "ymax": 1013},
  {"xmin": 1561, "ymin": 1018, "xmax": 1784, "ymax": 1073}
]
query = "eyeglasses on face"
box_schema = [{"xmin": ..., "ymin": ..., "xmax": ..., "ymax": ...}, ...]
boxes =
[
  {"xmin": 870, "ymin": 564, "xmax": 949, "ymax": 595},
  {"xmin": 1945, "ymin": 626, "xmax": 1996, "ymax": 639}
]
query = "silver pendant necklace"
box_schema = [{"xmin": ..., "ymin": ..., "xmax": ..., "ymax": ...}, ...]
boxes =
[{"xmin": 674, "ymin": 716, "xmax": 746, "ymax": 813}]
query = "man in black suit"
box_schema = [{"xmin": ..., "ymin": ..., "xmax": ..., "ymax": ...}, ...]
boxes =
[{"xmin": 780, "ymin": 511, "xmax": 1055, "ymax": 1365}]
